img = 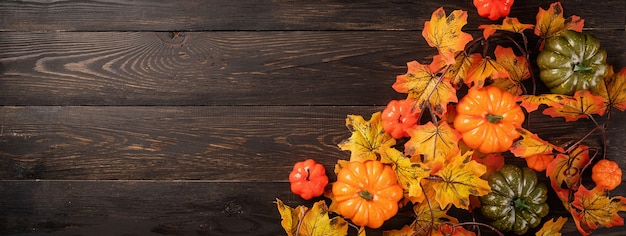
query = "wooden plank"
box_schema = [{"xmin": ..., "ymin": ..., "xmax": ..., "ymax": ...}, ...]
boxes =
[
  {"xmin": 0, "ymin": 0, "xmax": 623, "ymax": 31},
  {"xmin": 0, "ymin": 106, "xmax": 378, "ymax": 180},
  {"xmin": 0, "ymin": 180, "xmax": 624, "ymax": 236},
  {"xmin": 0, "ymin": 180, "xmax": 295, "ymax": 235},
  {"xmin": 1, "ymin": 30, "xmax": 624, "ymax": 106},
  {"xmin": 1, "ymin": 106, "xmax": 625, "ymax": 182}
]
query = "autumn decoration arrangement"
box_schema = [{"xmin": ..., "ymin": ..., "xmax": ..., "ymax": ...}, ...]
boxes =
[{"xmin": 277, "ymin": 1, "xmax": 626, "ymax": 235}]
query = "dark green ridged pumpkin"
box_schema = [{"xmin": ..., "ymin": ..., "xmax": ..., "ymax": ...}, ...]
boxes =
[
  {"xmin": 480, "ymin": 165, "xmax": 549, "ymax": 235},
  {"xmin": 537, "ymin": 30, "xmax": 608, "ymax": 95}
]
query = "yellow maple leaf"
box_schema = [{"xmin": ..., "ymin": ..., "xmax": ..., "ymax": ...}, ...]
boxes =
[
  {"xmin": 597, "ymin": 66, "xmax": 626, "ymax": 111},
  {"xmin": 534, "ymin": 2, "xmax": 584, "ymax": 39},
  {"xmin": 357, "ymin": 226, "xmax": 366, "ymax": 236},
  {"xmin": 393, "ymin": 60, "xmax": 458, "ymax": 117},
  {"xmin": 276, "ymin": 198, "xmax": 349, "ymax": 236},
  {"xmin": 491, "ymin": 46, "xmax": 531, "ymax": 95},
  {"xmin": 422, "ymin": 8, "xmax": 473, "ymax": 65},
  {"xmin": 383, "ymin": 203, "xmax": 462, "ymax": 236},
  {"xmin": 413, "ymin": 203, "xmax": 460, "ymax": 235},
  {"xmin": 276, "ymin": 198, "xmax": 308, "ymax": 236},
  {"xmin": 380, "ymin": 147, "xmax": 431, "ymax": 200},
  {"xmin": 465, "ymin": 56, "xmax": 509, "ymax": 88},
  {"xmin": 479, "ymin": 17, "xmax": 534, "ymax": 39},
  {"xmin": 338, "ymin": 112, "xmax": 395, "ymax": 162},
  {"xmin": 429, "ymin": 151, "xmax": 491, "ymax": 209},
  {"xmin": 443, "ymin": 52, "xmax": 480, "ymax": 88},
  {"xmin": 404, "ymin": 122, "xmax": 461, "ymax": 167},
  {"xmin": 535, "ymin": 217, "xmax": 568, "ymax": 236},
  {"xmin": 570, "ymin": 187, "xmax": 626, "ymax": 235}
]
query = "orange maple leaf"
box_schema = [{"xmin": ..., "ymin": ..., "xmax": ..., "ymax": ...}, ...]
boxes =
[
  {"xmin": 510, "ymin": 128, "xmax": 563, "ymax": 172},
  {"xmin": 393, "ymin": 60, "xmax": 458, "ymax": 117},
  {"xmin": 429, "ymin": 151, "xmax": 491, "ymax": 210},
  {"xmin": 543, "ymin": 90, "xmax": 607, "ymax": 122},
  {"xmin": 492, "ymin": 46, "xmax": 531, "ymax": 95},
  {"xmin": 383, "ymin": 204, "xmax": 473, "ymax": 236},
  {"xmin": 464, "ymin": 55, "xmax": 509, "ymax": 88},
  {"xmin": 570, "ymin": 186, "xmax": 626, "ymax": 235},
  {"xmin": 597, "ymin": 66, "xmax": 626, "ymax": 111},
  {"xmin": 546, "ymin": 145, "xmax": 591, "ymax": 203},
  {"xmin": 443, "ymin": 52, "xmax": 481, "ymax": 88},
  {"xmin": 535, "ymin": 217, "xmax": 568, "ymax": 236},
  {"xmin": 479, "ymin": 17, "xmax": 534, "ymax": 39},
  {"xmin": 517, "ymin": 93, "xmax": 573, "ymax": 112},
  {"xmin": 534, "ymin": 2, "xmax": 584, "ymax": 39},
  {"xmin": 422, "ymin": 8, "xmax": 473, "ymax": 65},
  {"xmin": 404, "ymin": 121, "xmax": 461, "ymax": 167},
  {"xmin": 471, "ymin": 153, "xmax": 504, "ymax": 177}
]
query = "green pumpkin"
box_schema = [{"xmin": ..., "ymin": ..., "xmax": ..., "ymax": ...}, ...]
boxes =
[
  {"xmin": 537, "ymin": 30, "xmax": 608, "ymax": 95},
  {"xmin": 480, "ymin": 165, "xmax": 549, "ymax": 235}
]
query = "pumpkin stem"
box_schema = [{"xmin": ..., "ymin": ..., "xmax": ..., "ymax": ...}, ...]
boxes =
[
  {"xmin": 359, "ymin": 190, "xmax": 373, "ymax": 201},
  {"xmin": 487, "ymin": 114, "xmax": 503, "ymax": 123},
  {"xmin": 305, "ymin": 168, "xmax": 310, "ymax": 181},
  {"xmin": 574, "ymin": 63, "xmax": 593, "ymax": 72},
  {"xmin": 513, "ymin": 198, "xmax": 531, "ymax": 210}
]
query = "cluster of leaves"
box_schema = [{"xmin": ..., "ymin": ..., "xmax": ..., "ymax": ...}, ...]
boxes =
[{"xmin": 277, "ymin": 2, "xmax": 625, "ymax": 235}]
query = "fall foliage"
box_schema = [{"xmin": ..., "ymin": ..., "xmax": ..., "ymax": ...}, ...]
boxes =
[{"xmin": 279, "ymin": 2, "xmax": 626, "ymax": 235}]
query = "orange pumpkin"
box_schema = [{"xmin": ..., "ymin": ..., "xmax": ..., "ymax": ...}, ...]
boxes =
[
  {"xmin": 454, "ymin": 86, "xmax": 525, "ymax": 153},
  {"xmin": 332, "ymin": 160, "xmax": 403, "ymax": 228},
  {"xmin": 591, "ymin": 159, "xmax": 622, "ymax": 191}
]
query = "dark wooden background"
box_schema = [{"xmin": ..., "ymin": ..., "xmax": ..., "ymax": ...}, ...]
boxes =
[{"xmin": 0, "ymin": 0, "xmax": 624, "ymax": 235}]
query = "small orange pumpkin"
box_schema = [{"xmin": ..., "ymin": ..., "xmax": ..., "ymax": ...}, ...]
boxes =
[
  {"xmin": 591, "ymin": 159, "xmax": 622, "ymax": 191},
  {"xmin": 332, "ymin": 160, "xmax": 403, "ymax": 228},
  {"xmin": 454, "ymin": 86, "xmax": 525, "ymax": 153}
]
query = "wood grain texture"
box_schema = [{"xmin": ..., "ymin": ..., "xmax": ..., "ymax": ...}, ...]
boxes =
[
  {"xmin": 0, "ymin": 0, "xmax": 623, "ymax": 31},
  {"xmin": 0, "ymin": 106, "xmax": 379, "ymax": 180},
  {"xmin": 1, "ymin": 106, "xmax": 625, "ymax": 183},
  {"xmin": 1, "ymin": 0, "xmax": 626, "ymax": 235},
  {"xmin": 0, "ymin": 181, "xmax": 296, "ymax": 235},
  {"xmin": 0, "ymin": 180, "xmax": 623, "ymax": 236},
  {"xmin": 1, "ymin": 31, "xmax": 624, "ymax": 106}
]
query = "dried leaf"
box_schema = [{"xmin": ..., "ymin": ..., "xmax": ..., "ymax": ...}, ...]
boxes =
[
  {"xmin": 443, "ymin": 52, "xmax": 480, "ymax": 88},
  {"xmin": 546, "ymin": 145, "xmax": 591, "ymax": 202},
  {"xmin": 338, "ymin": 112, "xmax": 396, "ymax": 162},
  {"xmin": 543, "ymin": 90, "xmax": 607, "ymax": 122},
  {"xmin": 570, "ymin": 187, "xmax": 626, "ymax": 235},
  {"xmin": 471, "ymin": 153, "xmax": 504, "ymax": 177},
  {"xmin": 276, "ymin": 199, "xmax": 349, "ymax": 236},
  {"xmin": 429, "ymin": 151, "xmax": 491, "ymax": 209},
  {"xmin": 534, "ymin": 2, "xmax": 584, "ymax": 39},
  {"xmin": 535, "ymin": 217, "xmax": 568, "ymax": 236},
  {"xmin": 517, "ymin": 93, "xmax": 573, "ymax": 112},
  {"xmin": 492, "ymin": 46, "xmax": 531, "ymax": 95},
  {"xmin": 404, "ymin": 122, "xmax": 461, "ymax": 167},
  {"xmin": 465, "ymin": 56, "xmax": 509, "ymax": 88},
  {"xmin": 422, "ymin": 8, "xmax": 473, "ymax": 64},
  {"xmin": 357, "ymin": 226, "xmax": 367, "ymax": 236},
  {"xmin": 383, "ymin": 204, "xmax": 461, "ymax": 236},
  {"xmin": 479, "ymin": 17, "xmax": 534, "ymax": 39},
  {"xmin": 599, "ymin": 67, "xmax": 626, "ymax": 111},
  {"xmin": 510, "ymin": 128, "xmax": 563, "ymax": 171},
  {"xmin": 276, "ymin": 198, "xmax": 308, "ymax": 236},
  {"xmin": 380, "ymin": 147, "xmax": 431, "ymax": 201},
  {"xmin": 393, "ymin": 60, "xmax": 458, "ymax": 117}
]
